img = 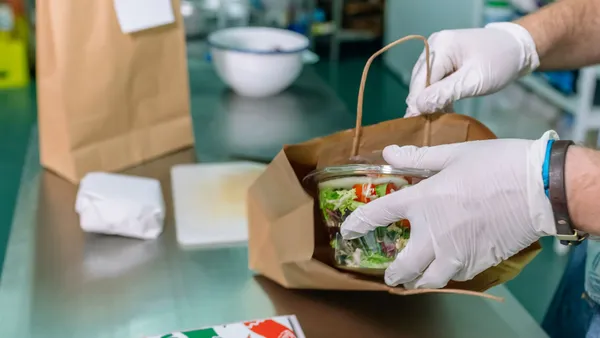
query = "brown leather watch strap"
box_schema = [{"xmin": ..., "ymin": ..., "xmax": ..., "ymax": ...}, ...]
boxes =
[{"xmin": 548, "ymin": 140, "xmax": 587, "ymax": 245}]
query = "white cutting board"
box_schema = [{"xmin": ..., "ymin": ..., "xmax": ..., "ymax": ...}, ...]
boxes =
[{"xmin": 171, "ymin": 162, "xmax": 266, "ymax": 249}]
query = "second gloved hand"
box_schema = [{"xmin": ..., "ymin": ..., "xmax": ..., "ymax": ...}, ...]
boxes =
[
  {"xmin": 341, "ymin": 132, "xmax": 557, "ymax": 289},
  {"xmin": 405, "ymin": 22, "xmax": 540, "ymax": 117}
]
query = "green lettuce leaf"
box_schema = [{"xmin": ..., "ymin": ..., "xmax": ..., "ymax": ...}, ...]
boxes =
[
  {"xmin": 319, "ymin": 188, "xmax": 364, "ymax": 216},
  {"xmin": 375, "ymin": 183, "xmax": 388, "ymax": 197},
  {"xmin": 361, "ymin": 253, "xmax": 394, "ymax": 268}
]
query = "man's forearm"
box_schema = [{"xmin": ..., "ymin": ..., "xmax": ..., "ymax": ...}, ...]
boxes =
[
  {"xmin": 566, "ymin": 146, "xmax": 600, "ymax": 235},
  {"xmin": 516, "ymin": 0, "xmax": 600, "ymax": 70}
]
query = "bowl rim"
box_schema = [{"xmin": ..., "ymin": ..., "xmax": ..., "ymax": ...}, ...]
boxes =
[
  {"xmin": 303, "ymin": 164, "xmax": 437, "ymax": 185},
  {"xmin": 208, "ymin": 27, "xmax": 310, "ymax": 55}
]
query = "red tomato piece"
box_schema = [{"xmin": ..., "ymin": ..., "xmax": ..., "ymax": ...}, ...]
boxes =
[
  {"xmin": 353, "ymin": 184, "xmax": 376, "ymax": 203},
  {"xmin": 399, "ymin": 219, "xmax": 411, "ymax": 229},
  {"xmin": 385, "ymin": 183, "xmax": 398, "ymax": 195}
]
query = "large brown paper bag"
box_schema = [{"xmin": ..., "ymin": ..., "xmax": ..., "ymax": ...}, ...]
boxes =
[
  {"xmin": 36, "ymin": 0, "xmax": 193, "ymax": 183},
  {"xmin": 248, "ymin": 36, "xmax": 541, "ymax": 301}
]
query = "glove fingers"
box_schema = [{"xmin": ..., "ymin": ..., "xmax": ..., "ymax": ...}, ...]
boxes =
[
  {"xmin": 383, "ymin": 144, "xmax": 460, "ymax": 171},
  {"xmin": 404, "ymin": 258, "xmax": 462, "ymax": 289},
  {"xmin": 415, "ymin": 67, "xmax": 477, "ymax": 114},
  {"xmin": 405, "ymin": 52, "xmax": 428, "ymax": 117},
  {"xmin": 385, "ymin": 236, "xmax": 435, "ymax": 287},
  {"xmin": 406, "ymin": 39, "xmax": 455, "ymax": 117},
  {"xmin": 340, "ymin": 190, "xmax": 411, "ymax": 240},
  {"xmin": 452, "ymin": 261, "xmax": 494, "ymax": 282}
]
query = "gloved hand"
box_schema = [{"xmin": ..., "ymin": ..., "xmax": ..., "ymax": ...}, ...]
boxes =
[
  {"xmin": 405, "ymin": 22, "xmax": 540, "ymax": 117},
  {"xmin": 341, "ymin": 131, "xmax": 557, "ymax": 289}
]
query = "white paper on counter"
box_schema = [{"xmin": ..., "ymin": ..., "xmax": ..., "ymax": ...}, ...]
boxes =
[
  {"xmin": 113, "ymin": 0, "xmax": 175, "ymax": 34},
  {"xmin": 75, "ymin": 172, "xmax": 165, "ymax": 240}
]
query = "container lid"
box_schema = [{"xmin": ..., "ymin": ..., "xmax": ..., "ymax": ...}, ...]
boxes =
[{"xmin": 303, "ymin": 164, "xmax": 436, "ymax": 185}]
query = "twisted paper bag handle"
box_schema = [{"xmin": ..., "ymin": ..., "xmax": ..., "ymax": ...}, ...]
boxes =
[
  {"xmin": 351, "ymin": 35, "xmax": 432, "ymax": 158},
  {"xmin": 349, "ymin": 36, "xmax": 504, "ymax": 302}
]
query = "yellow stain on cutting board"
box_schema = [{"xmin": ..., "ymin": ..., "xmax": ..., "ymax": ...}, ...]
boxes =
[{"xmin": 194, "ymin": 168, "xmax": 265, "ymax": 220}]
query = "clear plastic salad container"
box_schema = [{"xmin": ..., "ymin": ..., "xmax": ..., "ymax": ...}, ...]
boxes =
[{"xmin": 304, "ymin": 165, "xmax": 435, "ymax": 275}]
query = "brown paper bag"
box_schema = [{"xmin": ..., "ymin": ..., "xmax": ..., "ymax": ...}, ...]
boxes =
[
  {"xmin": 247, "ymin": 36, "xmax": 541, "ymax": 301},
  {"xmin": 36, "ymin": 0, "xmax": 193, "ymax": 183}
]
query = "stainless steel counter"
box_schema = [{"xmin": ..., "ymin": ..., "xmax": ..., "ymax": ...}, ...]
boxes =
[
  {"xmin": 0, "ymin": 63, "xmax": 548, "ymax": 337},
  {"xmin": 185, "ymin": 50, "xmax": 356, "ymax": 163}
]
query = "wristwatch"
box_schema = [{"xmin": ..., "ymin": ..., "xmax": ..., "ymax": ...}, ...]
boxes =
[{"xmin": 547, "ymin": 140, "xmax": 588, "ymax": 245}]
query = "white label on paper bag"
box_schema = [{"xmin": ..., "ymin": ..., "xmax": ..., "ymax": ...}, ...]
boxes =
[
  {"xmin": 113, "ymin": 0, "xmax": 175, "ymax": 34},
  {"xmin": 0, "ymin": 4, "xmax": 14, "ymax": 32}
]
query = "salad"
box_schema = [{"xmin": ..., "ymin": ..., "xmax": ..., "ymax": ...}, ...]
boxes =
[{"xmin": 317, "ymin": 176, "xmax": 413, "ymax": 269}]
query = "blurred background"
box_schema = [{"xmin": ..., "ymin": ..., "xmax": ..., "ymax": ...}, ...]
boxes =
[{"xmin": 0, "ymin": 0, "xmax": 597, "ymax": 333}]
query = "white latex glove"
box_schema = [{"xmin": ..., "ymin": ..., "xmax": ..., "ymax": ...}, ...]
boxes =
[
  {"xmin": 405, "ymin": 22, "xmax": 540, "ymax": 117},
  {"xmin": 341, "ymin": 131, "xmax": 557, "ymax": 289}
]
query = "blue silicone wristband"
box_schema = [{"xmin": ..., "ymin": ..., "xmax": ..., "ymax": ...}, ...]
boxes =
[{"xmin": 542, "ymin": 139, "xmax": 554, "ymax": 197}]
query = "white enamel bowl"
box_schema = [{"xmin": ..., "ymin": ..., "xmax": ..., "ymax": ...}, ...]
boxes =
[{"xmin": 208, "ymin": 27, "xmax": 309, "ymax": 98}]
